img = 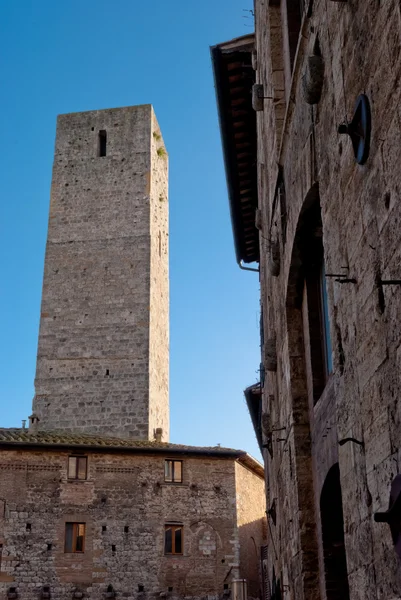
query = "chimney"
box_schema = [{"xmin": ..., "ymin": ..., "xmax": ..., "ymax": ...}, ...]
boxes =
[
  {"xmin": 28, "ymin": 413, "xmax": 40, "ymax": 434},
  {"xmin": 154, "ymin": 428, "xmax": 163, "ymax": 443}
]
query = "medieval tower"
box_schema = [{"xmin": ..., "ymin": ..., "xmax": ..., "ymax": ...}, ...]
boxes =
[{"xmin": 32, "ymin": 105, "xmax": 169, "ymax": 441}]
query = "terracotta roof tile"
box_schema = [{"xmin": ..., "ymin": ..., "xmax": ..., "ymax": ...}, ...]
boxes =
[
  {"xmin": 0, "ymin": 428, "xmax": 239, "ymax": 453},
  {"xmin": 0, "ymin": 429, "xmax": 264, "ymax": 478}
]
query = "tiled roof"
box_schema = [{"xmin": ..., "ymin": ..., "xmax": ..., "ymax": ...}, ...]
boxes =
[
  {"xmin": 0, "ymin": 429, "xmax": 264, "ymax": 478},
  {"xmin": 0, "ymin": 429, "xmax": 237, "ymax": 453}
]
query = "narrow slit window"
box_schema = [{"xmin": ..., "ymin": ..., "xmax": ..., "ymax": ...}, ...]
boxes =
[
  {"xmin": 68, "ymin": 456, "xmax": 88, "ymax": 480},
  {"xmin": 65, "ymin": 522, "xmax": 86, "ymax": 553},
  {"xmin": 98, "ymin": 130, "xmax": 107, "ymax": 157},
  {"xmin": 164, "ymin": 524, "xmax": 183, "ymax": 555},
  {"xmin": 164, "ymin": 460, "xmax": 183, "ymax": 483},
  {"xmin": 287, "ymin": 0, "xmax": 303, "ymax": 72}
]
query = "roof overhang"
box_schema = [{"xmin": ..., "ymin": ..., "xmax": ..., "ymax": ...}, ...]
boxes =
[
  {"xmin": 211, "ymin": 34, "xmax": 259, "ymax": 265},
  {"xmin": 244, "ymin": 383, "xmax": 263, "ymax": 454}
]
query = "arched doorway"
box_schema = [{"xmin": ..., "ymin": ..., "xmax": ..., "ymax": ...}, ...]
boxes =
[{"xmin": 320, "ymin": 464, "xmax": 350, "ymax": 600}]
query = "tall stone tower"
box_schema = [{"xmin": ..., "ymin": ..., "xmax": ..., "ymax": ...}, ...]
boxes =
[{"xmin": 32, "ymin": 105, "xmax": 169, "ymax": 441}]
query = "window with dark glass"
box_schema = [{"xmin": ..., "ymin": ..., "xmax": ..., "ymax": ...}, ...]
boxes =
[
  {"xmin": 164, "ymin": 524, "xmax": 183, "ymax": 555},
  {"xmin": 65, "ymin": 523, "xmax": 86, "ymax": 553},
  {"xmin": 68, "ymin": 456, "xmax": 87, "ymax": 480},
  {"xmin": 164, "ymin": 460, "xmax": 182, "ymax": 483},
  {"xmin": 302, "ymin": 201, "xmax": 333, "ymax": 403}
]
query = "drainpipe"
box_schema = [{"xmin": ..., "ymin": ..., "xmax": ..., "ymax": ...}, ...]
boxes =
[{"xmin": 238, "ymin": 260, "xmax": 259, "ymax": 273}]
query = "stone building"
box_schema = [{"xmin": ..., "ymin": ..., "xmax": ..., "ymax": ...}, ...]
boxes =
[
  {"xmin": 0, "ymin": 105, "xmax": 266, "ymax": 600},
  {"xmin": 212, "ymin": 2, "xmax": 401, "ymax": 599}
]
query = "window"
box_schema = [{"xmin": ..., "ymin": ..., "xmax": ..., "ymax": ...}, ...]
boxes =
[
  {"xmin": 65, "ymin": 522, "xmax": 86, "ymax": 553},
  {"xmin": 164, "ymin": 460, "xmax": 182, "ymax": 483},
  {"xmin": 286, "ymin": 0, "xmax": 303, "ymax": 72},
  {"xmin": 301, "ymin": 200, "xmax": 333, "ymax": 403},
  {"xmin": 164, "ymin": 524, "xmax": 183, "ymax": 555},
  {"xmin": 68, "ymin": 456, "xmax": 87, "ymax": 480},
  {"xmin": 320, "ymin": 464, "xmax": 350, "ymax": 600},
  {"xmin": 98, "ymin": 130, "xmax": 107, "ymax": 157}
]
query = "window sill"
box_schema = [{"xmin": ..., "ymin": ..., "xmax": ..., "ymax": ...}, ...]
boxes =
[
  {"xmin": 162, "ymin": 482, "xmax": 185, "ymax": 487},
  {"xmin": 65, "ymin": 479, "xmax": 90, "ymax": 484}
]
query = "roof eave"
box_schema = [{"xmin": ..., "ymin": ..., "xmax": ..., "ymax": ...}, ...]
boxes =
[
  {"xmin": 210, "ymin": 35, "xmax": 259, "ymax": 266},
  {"xmin": 0, "ymin": 440, "xmax": 245, "ymax": 458}
]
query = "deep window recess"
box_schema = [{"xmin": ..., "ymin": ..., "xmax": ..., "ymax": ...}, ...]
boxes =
[
  {"xmin": 68, "ymin": 456, "xmax": 88, "ymax": 480},
  {"xmin": 320, "ymin": 464, "xmax": 350, "ymax": 600},
  {"xmin": 164, "ymin": 524, "xmax": 183, "ymax": 555},
  {"xmin": 301, "ymin": 202, "xmax": 333, "ymax": 403},
  {"xmin": 65, "ymin": 523, "xmax": 86, "ymax": 553},
  {"xmin": 164, "ymin": 460, "xmax": 183, "ymax": 483},
  {"xmin": 98, "ymin": 130, "xmax": 107, "ymax": 157},
  {"xmin": 286, "ymin": 0, "xmax": 303, "ymax": 72}
]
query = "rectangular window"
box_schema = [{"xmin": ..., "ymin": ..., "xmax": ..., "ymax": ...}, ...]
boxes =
[
  {"xmin": 98, "ymin": 130, "xmax": 107, "ymax": 157},
  {"xmin": 65, "ymin": 523, "xmax": 86, "ymax": 553},
  {"xmin": 68, "ymin": 456, "xmax": 87, "ymax": 480},
  {"xmin": 164, "ymin": 524, "xmax": 183, "ymax": 555},
  {"xmin": 164, "ymin": 460, "xmax": 182, "ymax": 483}
]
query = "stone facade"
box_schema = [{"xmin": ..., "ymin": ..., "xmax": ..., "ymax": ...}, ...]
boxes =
[
  {"xmin": 1, "ymin": 102, "xmax": 267, "ymax": 600},
  {"xmin": 213, "ymin": 1, "xmax": 401, "ymax": 599},
  {"xmin": 0, "ymin": 443, "xmax": 265, "ymax": 600},
  {"xmin": 33, "ymin": 105, "xmax": 169, "ymax": 441}
]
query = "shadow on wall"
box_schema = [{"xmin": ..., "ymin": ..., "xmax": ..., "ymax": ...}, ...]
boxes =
[{"xmin": 238, "ymin": 517, "xmax": 267, "ymax": 599}]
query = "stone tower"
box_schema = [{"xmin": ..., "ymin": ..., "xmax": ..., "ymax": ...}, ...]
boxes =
[{"xmin": 32, "ymin": 105, "xmax": 169, "ymax": 441}]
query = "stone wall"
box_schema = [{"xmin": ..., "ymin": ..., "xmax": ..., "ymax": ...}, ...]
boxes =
[
  {"xmin": 253, "ymin": 1, "xmax": 401, "ymax": 599},
  {"xmin": 234, "ymin": 463, "xmax": 266, "ymax": 599},
  {"xmin": 33, "ymin": 105, "xmax": 169, "ymax": 440},
  {"xmin": 149, "ymin": 109, "xmax": 169, "ymax": 442},
  {"xmin": 0, "ymin": 449, "xmax": 264, "ymax": 600}
]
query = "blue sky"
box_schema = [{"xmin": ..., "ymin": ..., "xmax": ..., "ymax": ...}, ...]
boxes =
[{"xmin": 0, "ymin": 0, "xmax": 261, "ymax": 459}]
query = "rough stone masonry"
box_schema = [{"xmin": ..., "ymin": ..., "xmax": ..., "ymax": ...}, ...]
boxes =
[
  {"xmin": 33, "ymin": 105, "xmax": 169, "ymax": 441},
  {"xmin": 0, "ymin": 104, "xmax": 266, "ymax": 600},
  {"xmin": 212, "ymin": 1, "xmax": 401, "ymax": 599}
]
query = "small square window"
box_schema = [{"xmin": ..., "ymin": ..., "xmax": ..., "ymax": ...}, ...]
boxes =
[
  {"xmin": 65, "ymin": 522, "xmax": 86, "ymax": 553},
  {"xmin": 164, "ymin": 460, "xmax": 182, "ymax": 483},
  {"xmin": 164, "ymin": 524, "xmax": 183, "ymax": 555},
  {"xmin": 68, "ymin": 456, "xmax": 87, "ymax": 480}
]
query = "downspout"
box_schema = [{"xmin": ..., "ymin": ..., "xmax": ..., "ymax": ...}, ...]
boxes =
[{"xmin": 239, "ymin": 260, "xmax": 259, "ymax": 273}]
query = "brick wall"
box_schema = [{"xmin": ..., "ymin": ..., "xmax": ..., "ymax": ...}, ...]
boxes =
[
  {"xmin": 234, "ymin": 462, "xmax": 266, "ymax": 598},
  {"xmin": 0, "ymin": 449, "xmax": 264, "ymax": 600}
]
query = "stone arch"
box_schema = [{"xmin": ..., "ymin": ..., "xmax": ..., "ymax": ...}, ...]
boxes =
[
  {"xmin": 283, "ymin": 182, "xmax": 321, "ymax": 599},
  {"xmin": 189, "ymin": 521, "xmax": 222, "ymax": 558},
  {"xmin": 320, "ymin": 464, "xmax": 350, "ymax": 600}
]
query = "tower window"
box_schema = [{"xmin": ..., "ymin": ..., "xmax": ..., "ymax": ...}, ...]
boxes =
[
  {"xmin": 65, "ymin": 523, "xmax": 86, "ymax": 553},
  {"xmin": 164, "ymin": 524, "xmax": 183, "ymax": 555},
  {"xmin": 98, "ymin": 130, "xmax": 107, "ymax": 157},
  {"xmin": 68, "ymin": 456, "xmax": 88, "ymax": 480},
  {"xmin": 164, "ymin": 460, "xmax": 183, "ymax": 483}
]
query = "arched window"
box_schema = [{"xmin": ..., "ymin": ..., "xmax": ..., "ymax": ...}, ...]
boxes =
[{"xmin": 320, "ymin": 464, "xmax": 350, "ymax": 600}]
